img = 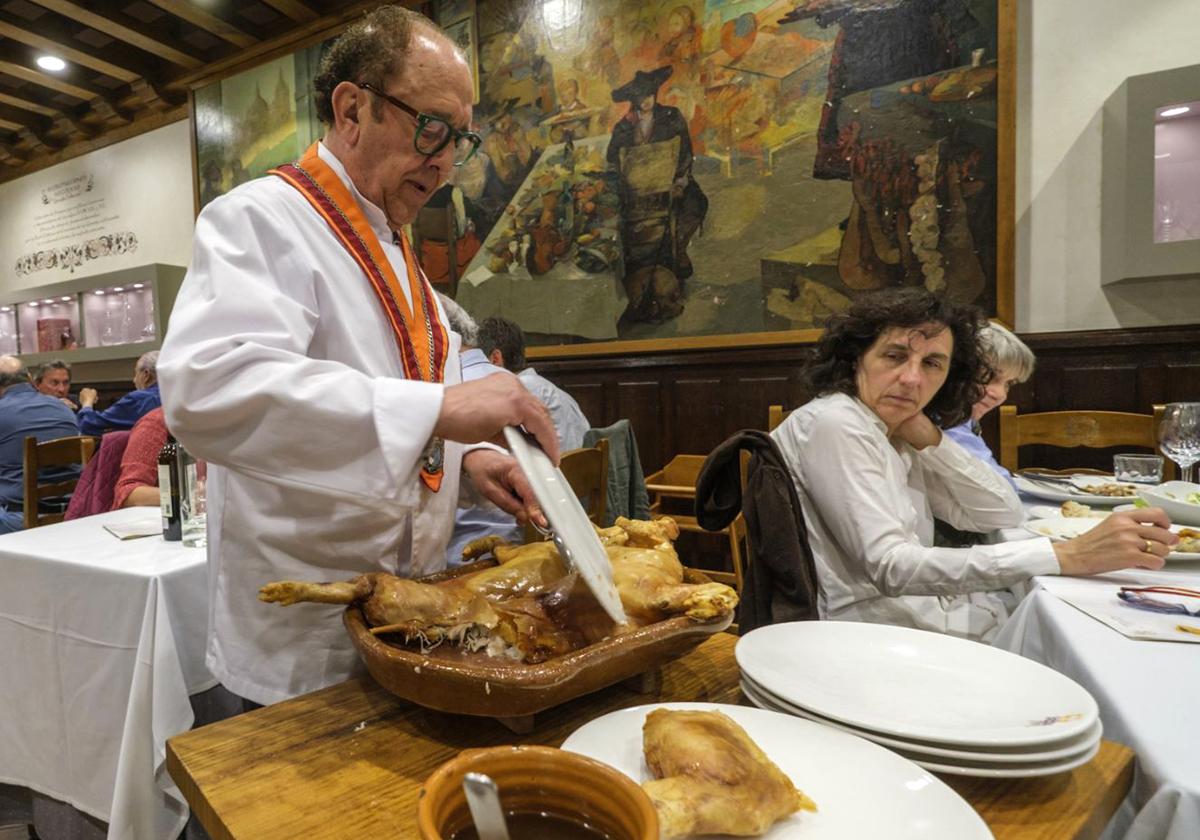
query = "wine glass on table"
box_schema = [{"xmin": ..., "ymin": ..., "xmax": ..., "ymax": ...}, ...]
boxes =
[{"xmin": 1159, "ymin": 403, "xmax": 1200, "ymax": 483}]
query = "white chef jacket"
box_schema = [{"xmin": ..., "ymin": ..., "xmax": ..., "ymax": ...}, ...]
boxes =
[
  {"xmin": 159, "ymin": 143, "xmax": 466, "ymax": 705},
  {"xmin": 517, "ymin": 367, "xmax": 589, "ymax": 452},
  {"xmin": 771, "ymin": 392, "xmax": 1059, "ymax": 641}
]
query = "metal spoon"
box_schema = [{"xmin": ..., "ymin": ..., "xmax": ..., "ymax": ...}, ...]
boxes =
[{"xmin": 462, "ymin": 772, "xmax": 510, "ymax": 840}]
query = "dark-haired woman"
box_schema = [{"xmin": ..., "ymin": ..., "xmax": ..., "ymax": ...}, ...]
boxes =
[{"xmin": 772, "ymin": 289, "xmax": 1173, "ymax": 641}]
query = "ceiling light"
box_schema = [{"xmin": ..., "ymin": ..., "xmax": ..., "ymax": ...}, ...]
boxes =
[
  {"xmin": 0, "ymin": 307, "xmax": 10, "ymax": 313},
  {"xmin": 41, "ymin": 298, "xmax": 54, "ymax": 304},
  {"xmin": 60, "ymin": 296, "xmax": 71, "ymax": 301},
  {"xmin": 36, "ymin": 56, "xmax": 66, "ymax": 72},
  {"xmin": 131, "ymin": 283, "xmax": 144, "ymax": 289},
  {"xmin": 94, "ymin": 290, "xmax": 105, "ymax": 296},
  {"xmin": 1160, "ymin": 106, "xmax": 1191, "ymax": 118},
  {"xmin": 28, "ymin": 302, "xmax": 38, "ymax": 307},
  {"xmin": 111, "ymin": 286, "xmax": 124, "ymax": 292}
]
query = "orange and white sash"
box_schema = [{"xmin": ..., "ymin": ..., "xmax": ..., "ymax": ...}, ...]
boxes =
[{"xmin": 270, "ymin": 143, "xmax": 450, "ymax": 491}]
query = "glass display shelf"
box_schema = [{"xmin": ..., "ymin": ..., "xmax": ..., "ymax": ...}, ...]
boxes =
[{"xmin": 0, "ymin": 264, "xmax": 183, "ymax": 364}]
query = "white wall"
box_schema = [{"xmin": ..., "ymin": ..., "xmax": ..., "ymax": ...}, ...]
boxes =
[
  {"xmin": 0, "ymin": 120, "xmax": 194, "ymax": 296},
  {"xmin": 1017, "ymin": 0, "xmax": 1200, "ymax": 332}
]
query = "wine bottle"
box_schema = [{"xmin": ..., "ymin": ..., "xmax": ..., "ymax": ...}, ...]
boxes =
[{"xmin": 158, "ymin": 434, "xmax": 181, "ymax": 541}]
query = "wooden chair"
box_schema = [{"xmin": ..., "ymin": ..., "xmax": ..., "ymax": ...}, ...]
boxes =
[
  {"xmin": 998, "ymin": 405, "xmax": 1169, "ymax": 476},
  {"xmin": 767, "ymin": 404, "xmax": 792, "ymax": 432},
  {"xmin": 645, "ymin": 454, "xmax": 746, "ymax": 592},
  {"xmin": 23, "ymin": 435, "xmax": 97, "ymax": 529},
  {"xmin": 523, "ymin": 438, "xmax": 609, "ymax": 542}
]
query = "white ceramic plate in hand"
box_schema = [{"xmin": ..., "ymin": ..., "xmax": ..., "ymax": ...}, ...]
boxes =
[
  {"xmin": 502, "ymin": 426, "xmax": 625, "ymax": 622},
  {"xmin": 1137, "ymin": 480, "xmax": 1200, "ymax": 527},
  {"xmin": 737, "ymin": 622, "xmax": 1097, "ymax": 747},
  {"xmin": 561, "ymin": 702, "xmax": 993, "ymax": 840},
  {"xmin": 740, "ymin": 676, "xmax": 1103, "ymax": 764},
  {"xmin": 1014, "ymin": 475, "xmax": 1136, "ymax": 506},
  {"xmin": 1023, "ymin": 517, "xmax": 1200, "ymax": 560}
]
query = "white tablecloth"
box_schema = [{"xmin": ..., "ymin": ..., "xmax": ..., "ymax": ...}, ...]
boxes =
[
  {"xmin": 0, "ymin": 508, "xmax": 214, "ymax": 840},
  {"xmin": 993, "ymin": 520, "xmax": 1200, "ymax": 840}
]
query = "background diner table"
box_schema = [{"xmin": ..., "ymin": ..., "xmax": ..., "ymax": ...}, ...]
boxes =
[
  {"xmin": 168, "ymin": 631, "xmax": 1133, "ymax": 840},
  {"xmin": 0, "ymin": 507, "xmax": 214, "ymax": 840},
  {"xmin": 992, "ymin": 509, "xmax": 1200, "ymax": 840}
]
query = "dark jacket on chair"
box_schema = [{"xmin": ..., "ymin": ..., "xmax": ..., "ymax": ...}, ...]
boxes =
[
  {"xmin": 64, "ymin": 431, "xmax": 131, "ymax": 520},
  {"xmin": 583, "ymin": 420, "xmax": 650, "ymax": 526},
  {"xmin": 695, "ymin": 430, "xmax": 819, "ymax": 633}
]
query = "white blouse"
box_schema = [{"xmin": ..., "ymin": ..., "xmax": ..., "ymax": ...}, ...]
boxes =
[{"xmin": 771, "ymin": 392, "xmax": 1058, "ymax": 641}]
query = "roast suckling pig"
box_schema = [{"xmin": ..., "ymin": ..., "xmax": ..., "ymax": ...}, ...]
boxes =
[{"xmin": 258, "ymin": 517, "xmax": 738, "ymax": 663}]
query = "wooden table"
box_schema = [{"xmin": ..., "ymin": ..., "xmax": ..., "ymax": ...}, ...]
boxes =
[{"xmin": 167, "ymin": 633, "xmax": 1133, "ymax": 840}]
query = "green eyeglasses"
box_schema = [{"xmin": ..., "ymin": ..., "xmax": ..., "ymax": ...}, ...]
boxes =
[{"xmin": 357, "ymin": 82, "xmax": 481, "ymax": 166}]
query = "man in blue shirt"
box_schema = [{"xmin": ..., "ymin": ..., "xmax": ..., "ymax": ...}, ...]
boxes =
[
  {"xmin": 0, "ymin": 355, "xmax": 84, "ymax": 533},
  {"xmin": 77, "ymin": 350, "xmax": 161, "ymax": 435}
]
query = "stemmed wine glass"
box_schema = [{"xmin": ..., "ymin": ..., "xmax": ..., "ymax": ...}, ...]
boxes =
[{"xmin": 1159, "ymin": 403, "xmax": 1200, "ymax": 483}]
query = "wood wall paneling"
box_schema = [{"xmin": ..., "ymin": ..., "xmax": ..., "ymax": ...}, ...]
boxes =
[{"xmin": 549, "ymin": 325, "xmax": 1200, "ymax": 475}]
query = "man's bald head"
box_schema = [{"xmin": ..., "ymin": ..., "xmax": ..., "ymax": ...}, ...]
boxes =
[{"xmin": 0, "ymin": 355, "xmax": 29, "ymax": 391}]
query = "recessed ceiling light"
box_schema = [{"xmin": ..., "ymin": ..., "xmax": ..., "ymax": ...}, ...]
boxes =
[
  {"xmin": 41, "ymin": 298, "xmax": 54, "ymax": 304},
  {"xmin": 28, "ymin": 302, "xmax": 38, "ymax": 307},
  {"xmin": 60, "ymin": 296, "xmax": 72, "ymax": 301},
  {"xmin": 111, "ymin": 286, "xmax": 124, "ymax": 292},
  {"xmin": 94, "ymin": 290, "xmax": 105, "ymax": 296},
  {"xmin": 36, "ymin": 56, "xmax": 66, "ymax": 72},
  {"xmin": 131, "ymin": 283, "xmax": 144, "ymax": 289},
  {"xmin": 1160, "ymin": 106, "xmax": 1191, "ymax": 118}
]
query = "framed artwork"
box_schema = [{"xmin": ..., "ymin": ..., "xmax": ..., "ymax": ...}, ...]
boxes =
[
  {"xmin": 444, "ymin": 12, "xmax": 482, "ymax": 105},
  {"xmin": 425, "ymin": 0, "xmax": 1015, "ymax": 358},
  {"xmin": 192, "ymin": 43, "xmax": 328, "ymax": 212}
]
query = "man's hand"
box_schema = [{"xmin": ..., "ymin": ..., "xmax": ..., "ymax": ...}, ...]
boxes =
[
  {"xmin": 59, "ymin": 397, "xmax": 78, "ymax": 411},
  {"xmin": 1053, "ymin": 508, "xmax": 1175, "ymax": 575},
  {"xmin": 79, "ymin": 387, "xmax": 98, "ymax": 409},
  {"xmin": 462, "ymin": 448, "xmax": 546, "ymax": 527},
  {"xmin": 435, "ymin": 372, "xmax": 560, "ymax": 464},
  {"xmin": 893, "ymin": 411, "xmax": 941, "ymax": 450}
]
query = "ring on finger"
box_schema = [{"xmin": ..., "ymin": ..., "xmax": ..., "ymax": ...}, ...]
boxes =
[{"xmin": 1143, "ymin": 538, "xmax": 1155, "ymax": 554}]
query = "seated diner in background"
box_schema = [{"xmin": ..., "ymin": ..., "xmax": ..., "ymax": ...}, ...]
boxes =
[
  {"xmin": 77, "ymin": 350, "xmax": 161, "ymax": 436},
  {"xmin": 944, "ymin": 321, "xmax": 1035, "ymax": 486},
  {"xmin": 771, "ymin": 288, "xmax": 1175, "ymax": 642},
  {"xmin": 112, "ymin": 406, "xmax": 168, "ymax": 509},
  {"xmin": 0, "ymin": 355, "xmax": 83, "ymax": 535},
  {"xmin": 33, "ymin": 360, "xmax": 78, "ymax": 411}
]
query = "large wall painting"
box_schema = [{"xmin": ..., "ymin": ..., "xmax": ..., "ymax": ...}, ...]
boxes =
[
  {"xmin": 193, "ymin": 44, "xmax": 326, "ymax": 211},
  {"xmin": 431, "ymin": 0, "xmax": 1014, "ymax": 354}
]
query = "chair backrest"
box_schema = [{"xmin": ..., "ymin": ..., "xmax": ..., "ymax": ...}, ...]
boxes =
[
  {"xmin": 524, "ymin": 438, "xmax": 610, "ymax": 542},
  {"xmin": 24, "ymin": 435, "xmax": 98, "ymax": 529},
  {"xmin": 998, "ymin": 405, "xmax": 1167, "ymax": 473},
  {"xmin": 767, "ymin": 405, "xmax": 792, "ymax": 432}
]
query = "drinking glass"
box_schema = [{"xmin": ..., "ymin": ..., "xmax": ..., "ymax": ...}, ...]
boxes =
[
  {"xmin": 177, "ymin": 449, "xmax": 207, "ymax": 548},
  {"xmin": 1159, "ymin": 403, "xmax": 1200, "ymax": 483}
]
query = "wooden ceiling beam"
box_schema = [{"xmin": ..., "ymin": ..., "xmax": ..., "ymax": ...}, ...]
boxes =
[
  {"xmin": 145, "ymin": 1, "xmax": 258, "ymax": 49},
  {"xmin": 0, "ymin": 17, "xmax": 140, "ymax": 84},
  {"xmin": 0, "ymin": 91, "xmax": 59, "ymax": 118},
  {"xmin": 27, "ymin": 0, "xmax": 204, "ymax": 69},
  {"xmin": 260, "ymin": 0, "xmax": 319, "ymax": 23},
  {"xmin": 0, "ymin": 103, "xmax": 48, "ymax": 133}
]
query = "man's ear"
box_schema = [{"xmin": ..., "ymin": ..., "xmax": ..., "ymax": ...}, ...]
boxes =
[
  {"xmin": 330, "ymin": 81, "xmax": 364, "ymax": 141},
  {"xmin": 488, "ymin": 349, "xmax": 504, "ymax": 367}
]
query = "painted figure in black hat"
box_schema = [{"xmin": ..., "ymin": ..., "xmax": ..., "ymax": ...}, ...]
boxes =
[{"xmin": 606, "ymin": 65, "xmax": 708, "ymax": 295}]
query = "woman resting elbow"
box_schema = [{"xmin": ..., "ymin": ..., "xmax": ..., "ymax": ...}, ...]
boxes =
[
  {"xmin": 771, "ymin": 288, "xmax": 1173, "ymax": 640},
  {"xmin": 111, "ymin": 407, "xmax": 169, "ymax": 510}
]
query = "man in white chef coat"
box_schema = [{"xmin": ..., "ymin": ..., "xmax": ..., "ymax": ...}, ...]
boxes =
[{"xmin": 159, "ymin": 6, "xmax": 557, "ymax": 708}]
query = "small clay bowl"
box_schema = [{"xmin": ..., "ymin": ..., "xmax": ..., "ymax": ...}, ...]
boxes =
[{"xmin": 417, "ymin": 744, "xmax": 658, "ymax": 840}]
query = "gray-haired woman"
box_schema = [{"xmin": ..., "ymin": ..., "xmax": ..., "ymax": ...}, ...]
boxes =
[{"xmin": 944, "ymin": 322, "xmax": 1036, "ymax": 484}]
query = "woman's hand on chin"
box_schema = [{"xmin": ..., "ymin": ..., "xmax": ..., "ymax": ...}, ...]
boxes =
[{"xmin": 892, "ymin": 412, "xmax": 942, "ymax": 450}]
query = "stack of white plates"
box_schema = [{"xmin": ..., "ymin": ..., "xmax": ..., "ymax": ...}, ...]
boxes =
[{"xmin": 737, "ymin": 622, "xmax": 1103, "ymax": 778}]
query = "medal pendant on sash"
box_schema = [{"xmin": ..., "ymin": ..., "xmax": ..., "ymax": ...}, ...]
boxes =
[{"xmin": 420, "ymin": 437, "xmax": 445, "ymax": 493}]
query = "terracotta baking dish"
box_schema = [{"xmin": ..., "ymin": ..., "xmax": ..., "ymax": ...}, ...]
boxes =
[{"xmin": 343, "ymin": 560, "xmax": 731, "ymax": 724}]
